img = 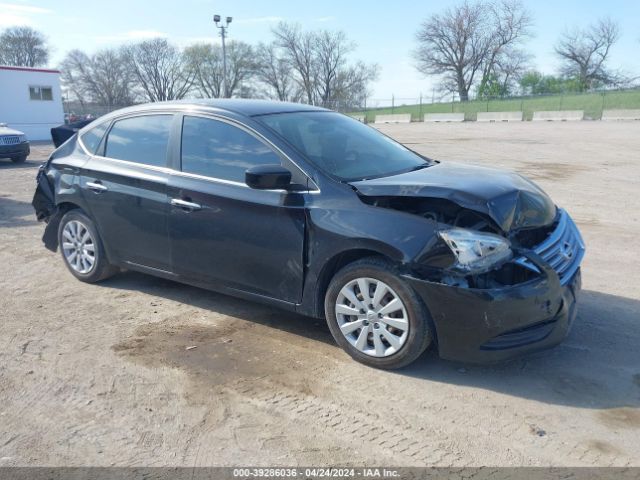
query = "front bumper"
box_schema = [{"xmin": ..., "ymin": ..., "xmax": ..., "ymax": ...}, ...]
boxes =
[
  {"xmin": 0, "ymin": 141, "xmax": 30, "ymax": 159},
  {"xmin": 405, "ymin": 255, "xmax": 582, "ymax": 364}
]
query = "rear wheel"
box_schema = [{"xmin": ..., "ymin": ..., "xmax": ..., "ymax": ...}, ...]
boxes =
[
  {"xmin": 11, "ymin": 155, "xmax": 27, "ymax": 163},
  {"xmin": 58, "ymin": 210, "xmax": 117, "ymax": 283},
  {"xmin": 325, "ymin": 257, "xmax": 432, "ymax": 369}
]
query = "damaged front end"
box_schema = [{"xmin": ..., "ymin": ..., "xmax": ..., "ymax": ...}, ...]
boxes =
[
  {"xmin": 352, "ymin": 165, "xmax": 585, "ymax": 363},
  {"xmin": 413, "ymin": 207, "xmax": 584, "ymax": 293}
]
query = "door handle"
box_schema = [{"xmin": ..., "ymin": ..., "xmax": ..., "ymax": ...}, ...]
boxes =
[
  {"xmin": 86, "ymin": 181, "xmax": 107, "ymax": 192},
  {"xmin": 170, "ymin": 198, "xmax": 202, "ymax": 211}
]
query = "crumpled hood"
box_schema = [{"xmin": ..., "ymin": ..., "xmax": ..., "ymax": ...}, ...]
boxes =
[{"xmin": 350, "ymin": 162, "xmax": 557, "ymax": 232}]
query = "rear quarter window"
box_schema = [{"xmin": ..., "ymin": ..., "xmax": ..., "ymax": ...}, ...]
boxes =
[{"xmin": 80, "ymin": 122, "xmax": 109, "ymax": 154}]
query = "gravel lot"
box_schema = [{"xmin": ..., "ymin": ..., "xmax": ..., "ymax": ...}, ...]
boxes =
[{"xmin": 1, "ymin": 123, "xmax": 639, "ymax": 467}]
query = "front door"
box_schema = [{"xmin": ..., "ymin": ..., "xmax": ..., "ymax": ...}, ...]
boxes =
[{"xmin": 168, "ymin": 115, "xmax": 306, "ymax": 303}]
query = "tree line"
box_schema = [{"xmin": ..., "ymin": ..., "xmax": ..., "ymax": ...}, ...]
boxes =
[
  {"xmin": 413, "ymin": 0, "xmax": 630, "ymax": 101},
  {"xmin": 0, "ymin": 23, "xmax": 378, "ymax": 110},
  {"xmin": 0, "ymin": 3, "xmax": 636, "ymax": 107}
]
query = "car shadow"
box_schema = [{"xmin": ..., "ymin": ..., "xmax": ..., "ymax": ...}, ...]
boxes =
[
  {"xmin": 403, "ymin": 289, "xmax": 640, "ymax": 410},
  {"xmin": 101, "ymin": 271, "xmax": 639, "ymax": 410},
  {"xmin": 0, "ymin": 195, "xmax": 36, "ymax": 228},
  {"xmin": 103, "ymin": 271, "xmax": 334, "ymax": 346}
]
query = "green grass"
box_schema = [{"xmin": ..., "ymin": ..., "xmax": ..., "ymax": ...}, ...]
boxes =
[{"xmin": 350, "ymin": 89, "xmax": 640, "ymax": 122}]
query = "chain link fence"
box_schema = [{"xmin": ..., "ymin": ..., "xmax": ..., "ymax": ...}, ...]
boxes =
[
  {"xmin": 63, "ymin": 88, "xmax": 640, "ymax": 124},
  {"xmin": 343, "ymin": 88, "xmax": 640, "ymax": 122},
  {"xmin": 61, "ymin": 101, "xmax": 129, "ymax": 123}
]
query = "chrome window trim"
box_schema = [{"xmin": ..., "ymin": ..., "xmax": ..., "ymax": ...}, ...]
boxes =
[
  {"xmin": 78, "ymin": 108, "xmax": 321, "ymax": 193},
  {"xmin": 78, "ymin": 110, "xmax": 176, "ymax": 158},
  {"xmin": 102, "ymin": 112, "xmax": 175, "ymax": 168},
  {"xmin": 78, "ymin": 126, "xmax": 108, "ymax": 157},
  {"xmin": 173, "ymin": 169, "xmax": 292, "ymax": 193},
  {"xmin": 85, "ymin": 152, "xmax": 300, "ymax": 194},
  {"xmin": 78, "ymin": 120, "xmax": 111, "ymax": 156},
  {"xmin": 172, "ymin": 169, "xmax": 250, "ymax": 188},
  {"xmin": 84, "ymin": 153, "xmax": 174, "ymax": 175}
]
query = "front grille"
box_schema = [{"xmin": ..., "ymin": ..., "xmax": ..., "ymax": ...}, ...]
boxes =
[
  {"xmin": 514, "ymin": 221, "xmax": 557, "ymax": 248},
  {"xmin": 0, "ymin": 135, "xmax": 21, "ymax": 146},
  {"xmin": 515, "ymin": 209, "xmax": 585, "ymax": 285}
]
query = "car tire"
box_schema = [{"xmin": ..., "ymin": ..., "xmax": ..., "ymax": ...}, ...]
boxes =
[
  {"xmin": 11, "ymin": 155, "xmax": 27, "ymax": 163},
  {"xmin": 58, "ymin": 209, "xmax": 117, "ymax": 283},
  {"xmin": 325, "ymin": 256, "xmax": 432, "ymax": 369}
]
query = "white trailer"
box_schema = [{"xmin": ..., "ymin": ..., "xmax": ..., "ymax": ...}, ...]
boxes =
[{"xmin": 0, "ymin": 65, "xmax": 64, "ymax": 141}]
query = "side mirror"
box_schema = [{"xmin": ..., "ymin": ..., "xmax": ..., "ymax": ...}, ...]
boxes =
[{"xmin": 245, "ymin": 164, "xmax": 292, "ymax": 190}]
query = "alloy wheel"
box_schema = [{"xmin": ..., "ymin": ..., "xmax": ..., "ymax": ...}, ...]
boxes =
[{"xmin": 61, "ymin": 220, "xmax": 96, "ymax": 274}]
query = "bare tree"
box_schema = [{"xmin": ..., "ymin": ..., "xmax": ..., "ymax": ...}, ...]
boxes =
[
  {"xmin": 312, "ymin": 30, "xmax": 354, "ymax": 107},
  {"xmin": 60, "ymin": 48, "xmax": 134, "ymax": 107},
  {"xmin": 184, "ymin": 43, "xmax": 225, "ymax": 98},
  {"xmin": 272, "ymin": 22, "xmax": 378, "ymax": 108},
  {"xmin": 124, "ymin": 38, "xmax": 193, "ymax": 102},
  {"xmin": 0, "ymin": 26, "xmax": 49, "ymax": 67},
  {"xmin": 184, "ymin": 41, "xmax": 255, "ymax": 98},
  {"xmin": 478, "ymin": 47, "xmax": 531, "ymax": 97},
  {"xmin": 273, "ymin": 22, "xmax": 317, "ymax": 104},
  {"xmin": 330, "ymin": 61, "xmax": 379, "ymax": 110},
  {"xmin": 481, "ymin": 1, "xmax": 532, "ymax": 85},
  {"xmin": 254, "ymin": 42, "xmax": 293, "ymax": 101},
  {"xmin": 413, "ymin": 0, "xmax": 532, "ymax": 101},
  {"xmin": 414, "ymin": 2, "xmax": 489, "ymax": 101},
  {"xmin": 224, "ymin": 41, "xmax": 257, "ymax": 98},
  {"xmin": 493, "ymin": 47, "xmax": 531, "ymax": 94},
  {"xmin": 59, "ymin": 50, "xmax": 90, "ymax": 107},
  {"xmin": 555, "ymin": 18, "xmax": 621, "ymax": 90}
]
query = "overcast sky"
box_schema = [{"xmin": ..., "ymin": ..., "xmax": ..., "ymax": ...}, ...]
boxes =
[{"xmin": 1, "ymin": 0, "xmax": 638, "ymax": 101}]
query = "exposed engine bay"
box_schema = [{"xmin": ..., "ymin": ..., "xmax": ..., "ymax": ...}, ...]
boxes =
[{"xmin": 359, "ymin": 195, "xmax": 558, "ymax": 290}]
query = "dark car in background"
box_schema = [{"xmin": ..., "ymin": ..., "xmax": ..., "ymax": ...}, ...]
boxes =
[
  {"xmin": 51, "ymin": 118, "xmax": 95, "ymax": 148},
  {"xmin": 0, "ymin": 123, "xmax": 30, "ymax": 163},
  {"xmin": 31, "ymin": 100, "xmax": 584, "ymax": 369}
]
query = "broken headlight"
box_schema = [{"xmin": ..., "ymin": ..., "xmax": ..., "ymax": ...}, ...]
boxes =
[{"xmin": 438, "ymin": 228, "xmax": 512, "ymax": 274}]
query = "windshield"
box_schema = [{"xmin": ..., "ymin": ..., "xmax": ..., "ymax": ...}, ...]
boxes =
[{"xmin": 257, "ymin": 111, "xmax": 429, "ymax": 181}]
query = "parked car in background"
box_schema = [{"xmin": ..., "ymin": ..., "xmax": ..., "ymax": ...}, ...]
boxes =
[
  {"xmin": 31, "ymin": 100, "xmax": 584, "ymax": 369},
  {"xmin": 0, "ymin": 123, "xmax": 30, "ymax": 163},
  {"xmin": 51, "ymin": 118, "xmax": 94, "ymax": 148}
]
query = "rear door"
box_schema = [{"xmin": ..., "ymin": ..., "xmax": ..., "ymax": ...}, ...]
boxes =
[
  {"xmin": 168, "ymin": 114, "xmax": 307, "ymax": 303},
  {"xmin": 80, "ymin": 113, "xmax": 176, "ymax": 271}
]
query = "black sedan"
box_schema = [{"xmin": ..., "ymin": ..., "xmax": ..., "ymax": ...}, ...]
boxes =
[{"xmin": 32, "ymin": 100, "xmax": 584, "ymax": 369}]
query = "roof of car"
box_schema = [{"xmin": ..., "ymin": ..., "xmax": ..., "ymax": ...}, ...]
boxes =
[{"xmin": 152, "ymin": 99, "xmax": 329, "ymax": 117}]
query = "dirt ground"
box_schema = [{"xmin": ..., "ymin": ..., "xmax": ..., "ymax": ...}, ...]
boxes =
[{"xmin": 1, "ymin": 123, "xmax": 639, "ymax": 467}]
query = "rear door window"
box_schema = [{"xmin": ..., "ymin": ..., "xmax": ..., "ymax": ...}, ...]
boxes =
[{"xmin": 105, "ymin": 115, "xmax": 173, "ymax": 167}]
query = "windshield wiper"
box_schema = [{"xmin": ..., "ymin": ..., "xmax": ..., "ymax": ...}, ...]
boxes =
[{"xmin": 345, "ymin": 163, "xmax": 432, "ymax": 182}]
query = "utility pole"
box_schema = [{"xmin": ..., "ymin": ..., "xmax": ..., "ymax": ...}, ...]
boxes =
[{"xmin": 213, "ymin": 14, "xmax": 232, "ymax": 98}]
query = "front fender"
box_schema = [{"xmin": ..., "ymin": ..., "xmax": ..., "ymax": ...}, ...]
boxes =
[
  {"xmin": 297, "ymin": 200, "xmax": 441, "ymax": 317},
  {"xmin": 307, "ymin": 202, "xmax": 439, "ymax": 264}
]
